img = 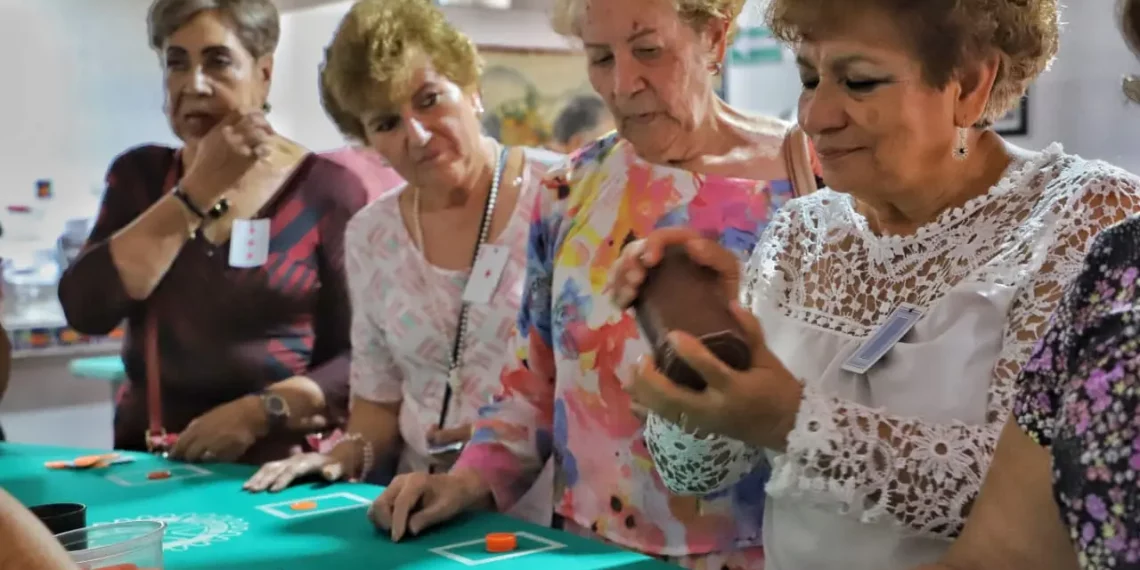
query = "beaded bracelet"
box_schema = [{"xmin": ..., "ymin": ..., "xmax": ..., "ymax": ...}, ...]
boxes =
[{"xmin": 333, "ymin": 432, "xmax": 374, "ymax": 483}]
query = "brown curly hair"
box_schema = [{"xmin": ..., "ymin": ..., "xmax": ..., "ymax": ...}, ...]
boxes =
[
  {"xmin": 1122, "ymin": 0, "xmax": 1140, "ymax": 56},
  {"xmin": 319, "ymin": 0, "xmax": 482, "ymax": 142},
  {"xmin": 766, "ymin": 0, "xmax": 1059, "ymax": 126},
  {"xmin": 552, "ymin": 0, "xmax": 747, "ymax": 43},
  {"xmin": 147, "ymin": 0, "xmax": 279, "ymax": 58}
]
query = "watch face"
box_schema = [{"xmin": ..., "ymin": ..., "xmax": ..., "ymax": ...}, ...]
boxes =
[{"xmin": 263, "ymin": 394, "xmax": 287, "ymax": 416}]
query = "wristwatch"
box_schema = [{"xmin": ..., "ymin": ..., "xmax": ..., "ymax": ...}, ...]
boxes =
[{"xmin": 259, "ymin": 391, "xmax": 290, "ymax": 433}]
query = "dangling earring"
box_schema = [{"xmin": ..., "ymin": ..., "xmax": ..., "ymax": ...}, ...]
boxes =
[
  {"xmin": 709, "ymin": 60, "xmax": 723, "ymax": 76},
  {"xmin": 953, "ymin": 127, "xmax": 969, "ymax": 160}
]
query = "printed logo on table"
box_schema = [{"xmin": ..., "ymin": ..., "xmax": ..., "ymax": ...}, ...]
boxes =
[{"xmin": 109, "ymin": 514, "xmax": 248, "ymax": 551}]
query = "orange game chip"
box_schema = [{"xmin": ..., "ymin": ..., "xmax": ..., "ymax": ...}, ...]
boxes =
[
  {"xmin": 485, "ymin": 532, "xmax": 517, "ymax": 553},
  {"xmin": 73, "ymin": 455, "xmax": 103, "ymax": 468},
  {"xmin": 290, "ymin": 501, "xmax": 318, "ymax": 511},
  {"xmin": 146, "ymin": 470, "xmax": 171, "ymax": 480},
  {"xmin": 44, "ymin": 461, "xmax": 69, "ymax": 470}
]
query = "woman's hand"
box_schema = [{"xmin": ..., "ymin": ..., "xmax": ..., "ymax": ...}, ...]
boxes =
[
  {"xmin": 243, "ymin": 448, "xmax": 351, "ymax": 493},
  {"xmin": 606, "ymin": 227, "xmax": 741, "ymax": 309},
  {"xmin": 628, "ymin": 300, "xmax": 804, "ymax": 450},
  {"xmin": 181, "ymin": 108, "xmax": 274, "ymax": 205},
  {"xmin": 369, "ymin": 468, "xmax": 492, "ymax": 542},
  {"xmin": 169, "ymin": 396, "xmax": 267, "ymax": 463},
  {"xmin": 425, "ymin": 423, "xmax": 471, "ymax": 469}
]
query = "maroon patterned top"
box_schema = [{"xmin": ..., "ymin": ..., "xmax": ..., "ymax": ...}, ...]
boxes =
[{"xmin": 58, "ymin": 145, "xmax": 369, "ymax": 463}]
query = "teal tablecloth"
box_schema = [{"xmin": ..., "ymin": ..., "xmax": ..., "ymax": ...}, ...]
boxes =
[
  {"xmin": 67, "ymin": 356, "xmax": 126, "ymax": 382},
  {"xmin": 1, "ymin": 443, "xmax": 678, "ymax": 569}
]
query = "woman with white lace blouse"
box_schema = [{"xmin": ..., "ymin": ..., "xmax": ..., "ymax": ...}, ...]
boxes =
[{"xmin": 608, "ymin": 1, "xmax": 1140, "ymax": 570}]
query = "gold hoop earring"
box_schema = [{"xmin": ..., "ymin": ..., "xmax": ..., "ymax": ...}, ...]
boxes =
[{"xmin": 710, "ymin": 61, "xmax": 724, "ymax": 76}]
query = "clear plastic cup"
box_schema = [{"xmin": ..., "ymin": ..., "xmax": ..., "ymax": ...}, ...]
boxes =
[{"xmin": 56, "ymin": 521, "xmax": 166, "ymax": 570}]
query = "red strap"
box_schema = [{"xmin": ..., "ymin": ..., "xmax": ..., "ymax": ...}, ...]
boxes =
[
  {"xmin": 145, "ymin": 310, "xmax": 162, "ymax": 434},
  {"xmin": 143, "ymin": 151, "xmax": 183, "ymax": 444}
]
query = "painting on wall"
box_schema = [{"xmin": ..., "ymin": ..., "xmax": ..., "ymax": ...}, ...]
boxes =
[
  {"xmin": 478, "ymin": 46, "xmax": 595, "ymax": 148},
  {"xmin": 993, "ymin": 91, "xmax": 1029, "ymax": 136}
]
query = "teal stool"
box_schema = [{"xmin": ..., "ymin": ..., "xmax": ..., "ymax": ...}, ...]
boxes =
[{"xmin": 68, "ymin": 356, "xmax": 127, "ymax": 399}]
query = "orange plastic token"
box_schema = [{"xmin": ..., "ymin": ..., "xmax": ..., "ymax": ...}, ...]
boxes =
[
  {"xmin": 73, "ymin": 455, "xmax": 103, "ymax": 468},
  {"xmin": 485, "ymin": 532, "xmax": 517, "ymax": 553},
  {"xmin": 290, "ymin": 501, "xmax": 318, "ymax": 511},
  {"xmin": 146, "ymin": 470, "xmax": 171, "ymax": 480},
  {"xmin": 44, "ymin": 461, "xmax": 69, "ymax": 470}
]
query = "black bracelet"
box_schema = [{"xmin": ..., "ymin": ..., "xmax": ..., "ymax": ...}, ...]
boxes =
[{"xmin": 172, "ymin": 186, "xmax": 206, "ymax": 219}]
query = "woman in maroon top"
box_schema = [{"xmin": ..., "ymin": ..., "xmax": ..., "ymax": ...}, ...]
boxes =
[{"xmin": 57, "ymin": 0, "xmax": 367, "ymax": 465}]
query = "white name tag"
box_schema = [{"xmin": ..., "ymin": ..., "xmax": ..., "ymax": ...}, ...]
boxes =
[
  {"xmin": 841, "ymin": 304, "xmax": 924, "ymax": 374},
  {"xmin": 229, "ymin": 218, "xmax": 271, "ymax": 268},
  {"xmin": 462, "ymin": 244, "xmax": 510, "ymax": 304}
]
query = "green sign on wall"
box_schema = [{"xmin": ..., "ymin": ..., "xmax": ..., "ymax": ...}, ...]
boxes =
[{"xmin": 730, "ymin": 27, "xmax": 783, "ymax": 66}]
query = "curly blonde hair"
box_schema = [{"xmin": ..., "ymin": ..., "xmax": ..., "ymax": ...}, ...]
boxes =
[
  {"xmin": 320, "ymin": 0, "xmax": 482, "ymax": 142},
  {"xmin": 766, "ymin": 0, "xmax": 1059, "ymax": 125},
  {"xmin": 551, "ymin": 0, "xmax": 747, "ymax": 43}
]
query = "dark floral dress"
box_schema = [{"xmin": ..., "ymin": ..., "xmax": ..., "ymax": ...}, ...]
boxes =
[{"xmin": 1014, "ymin": 216, "xmax": 1140, "ymax": 569}]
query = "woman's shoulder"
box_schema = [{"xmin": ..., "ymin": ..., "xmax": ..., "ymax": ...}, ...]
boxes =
[
  {"xmin": 109, "ymin": 143, "xmax": 177, "ymax": 169},
  {"xmin": 344, "ymin": 181, "xmax": 408, "ymax": 247},
  {"xmin": 105, "ymin": 144, "xmax": 177, "ymax": 184},
  {"xmin": 1038, "ymin": 147, "xmax": 1140, "ymax": 204}
]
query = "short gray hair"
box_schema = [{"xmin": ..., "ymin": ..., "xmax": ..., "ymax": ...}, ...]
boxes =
[
  {"xmin": 147, "ymin": 0, "xmax": 280, "ymax": 58},
  {"xmin": 552, "ymin": 95, "xmax": 607, "ymax": 144}
]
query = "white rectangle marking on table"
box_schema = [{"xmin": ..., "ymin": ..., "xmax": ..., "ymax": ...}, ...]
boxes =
[
  {"xmin": 429, "ymin": 531, "xmax": 566, "ymax": 566},
  {"xmin": 104, "ymin": 464, "xmax": 213, "ymax": 487},
  {"xmin": 254, "ymin": 492, "xmax": 373, "ymax": 520}
]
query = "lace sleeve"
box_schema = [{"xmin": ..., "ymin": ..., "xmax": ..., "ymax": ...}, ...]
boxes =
[{"xmin": 646, "ymin": 165, "xmax": 1140, "ymax": 538}]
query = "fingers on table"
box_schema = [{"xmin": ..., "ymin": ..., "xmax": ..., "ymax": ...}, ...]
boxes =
[
  {"xmin": 243, "ymin": 455, "xmax": 322, "ymax": 492},
  {"xmin": 389, "ymin": 476, "xmax": 430, "ymax": 541}
]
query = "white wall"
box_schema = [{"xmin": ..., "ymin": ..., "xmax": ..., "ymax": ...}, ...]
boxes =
[
  {"xmin": 271, "ymin": 2, "xmax": 573, "ymax": 151},
  {"xmin": 0, "ymin": 0, "xmax": 175, "ymax": 227}
]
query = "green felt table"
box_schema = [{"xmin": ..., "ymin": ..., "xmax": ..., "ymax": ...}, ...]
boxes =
[{"xmin": 1, "ymin": 443, "xmax": 679, "ymax": 569}]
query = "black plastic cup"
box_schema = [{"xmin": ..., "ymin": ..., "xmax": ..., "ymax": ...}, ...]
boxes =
[{"xmin": 29, "ymin": 503, "xmax": 87, "ymax": 536}]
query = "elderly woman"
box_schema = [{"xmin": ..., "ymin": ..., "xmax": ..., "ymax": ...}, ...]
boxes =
[
  {"xmin": 243, "ymin": 0, "xmax": 558, "ymax": 525},
  {"xmin": 58, "ymin": 0, "xmax": 368, "ymax": 464},
  {"xmin": 370, "ymin": 0, "xmax": 819, "ymax": 566},
  {"xmin": 912, "ymin": 2, "xmax": 1140, "ymax": 569},
  {"xmin": 606, "ymin": 1, "xmax": 1140, "ymax": 569}
]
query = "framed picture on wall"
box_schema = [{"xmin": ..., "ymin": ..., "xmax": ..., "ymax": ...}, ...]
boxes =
[
  {"xmin": 993, "ymin": 91, "xmax": 1029, "ymax": 136},
  {"xmin": 477, "ymin": 46, "xmax": 596, "ymax": 149}
]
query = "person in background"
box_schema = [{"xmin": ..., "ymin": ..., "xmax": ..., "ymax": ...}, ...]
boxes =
[
  {"xmin": 0, "ymin": 489, "xmax": 76, "ymax": 570},
  {"xmin": 911, "ymin": 1, "xmax": 1140, "ymax": 569},
  {"xmin": 319, "ymin": 146, "xmax": 405, "ymax": 200},
  {"xmin": 243, "ymin": 0, "xmax": 557, "ymax": 526},
  {"xmin": 548, "ymin": 94, "xmax": 614, "ymax": 153},
  {"xmin": 57, "ymin": 0, "xmax": 368, "ymax": 465},
  {"xmin": 605, "ymin": 0, "xmax": 1140, "ymax": 569},
  {"xmin": 370, "ymin": 0, "xmax": 820, "ymax": 567}
]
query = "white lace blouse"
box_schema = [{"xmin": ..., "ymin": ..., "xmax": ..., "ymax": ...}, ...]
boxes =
[{"xmin": 643, "ymin": 145, "xmax": 1140, "ymax": 570}]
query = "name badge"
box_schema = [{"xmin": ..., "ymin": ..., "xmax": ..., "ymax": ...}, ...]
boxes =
[
  {"xmin": 229, "ymin": 218, "xmax": 271, "ymax": 268},
  {"xmin": 841, "ymin": 304, "xmax": 923, "ymax": 374},
  {"xmin": 462, "ymin": 244, "xmax": 510, "ymax": 304}
]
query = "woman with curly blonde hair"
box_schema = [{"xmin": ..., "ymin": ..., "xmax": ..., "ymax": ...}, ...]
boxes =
[
  {"xmin": 243, "ymin": 0, "xmax": 558, "ymax": 526},
  {"xmin": 605, "ymin": 0, "xmax": 1140, "ymax": 569},
  {"xmin": 372, "ymin": 0, "xmax": 820, "ymax": 567}
]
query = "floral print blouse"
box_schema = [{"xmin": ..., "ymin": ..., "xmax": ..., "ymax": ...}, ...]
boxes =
[
  {"xmin": 452, "ymin": 131, "xmax": 807, "ymax": 559},
  {"xmin": 1014, "ymin": 215, "xmax": 1140, "ymax": 569}
]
